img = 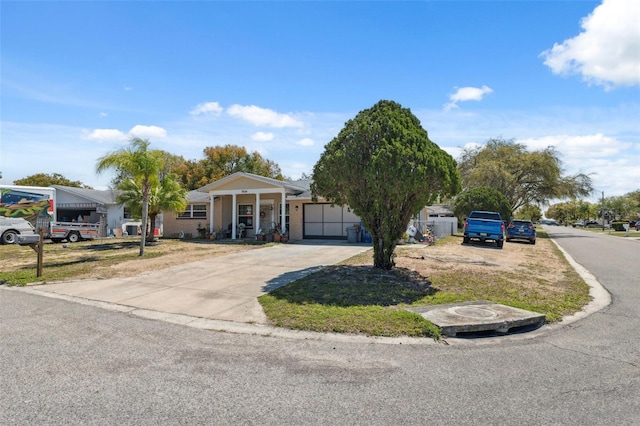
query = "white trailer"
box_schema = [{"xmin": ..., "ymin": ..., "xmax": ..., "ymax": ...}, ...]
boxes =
[{"xmin": 48, "ymin": 222, "xmax": 101, "ymax": 243}]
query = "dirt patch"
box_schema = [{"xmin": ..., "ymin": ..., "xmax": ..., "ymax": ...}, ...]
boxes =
[
  {"xmin": 343, "ymin": 235, "xmax": 572, "ymax": 299},
  {"xmin": 398, "ymin": 238, "xmax": 564, "ymax": 281},
  {"xmin": 0, "ymin": 238, "xmax": 262, "ymax": 281}
]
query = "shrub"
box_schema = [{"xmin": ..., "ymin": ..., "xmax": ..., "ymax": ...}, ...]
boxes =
[{"xmin": 611, "ymin": 221, "xmax": 627, "ymax": 232}]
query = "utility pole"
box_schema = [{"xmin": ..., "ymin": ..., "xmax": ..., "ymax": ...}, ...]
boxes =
[{"xmin": 602, "ymin": 191, "xmax": 605, "ymax": 232}]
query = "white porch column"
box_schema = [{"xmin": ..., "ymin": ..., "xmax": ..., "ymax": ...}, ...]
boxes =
[
  {"xmin": 255, "ymin": 192, "xmax": 261, "ymax": 232},
  {"xmin": 232, "ymin": 193, "xmax": 237, "ymax": 240},
  {"xmin": 280, "ymin": 190, "xmax": 286, "ymax": 233},
  {"xmin": 209, "ymin": 194, "xmax": 214, "ymax": 233}
]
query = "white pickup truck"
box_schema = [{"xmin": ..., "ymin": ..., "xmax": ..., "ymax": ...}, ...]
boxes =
[{"xmin": 0, "ymin": 217, "xmax": 37, "ymax": 244}]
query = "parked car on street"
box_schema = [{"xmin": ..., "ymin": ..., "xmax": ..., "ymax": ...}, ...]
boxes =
[
  {"xmin": 506, "ymin": 219, "xmax": 536, "ymax": 245},
  {"xmin": 584, "ymin": 221, "xmax": 600, "ymax": 228},
  {"xmin": 573, "ymin": 221, "xmax": 585, "ymax": 227}
]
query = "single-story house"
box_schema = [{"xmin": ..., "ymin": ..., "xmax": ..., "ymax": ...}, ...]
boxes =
[
  {"xmin": 163, "ymin": 172, "xmax": 363, "ymax": 241},
  {"xmin": 52, "ymin": 185, "xmax": 156, "ymax": 237},
  {"xmin": 162, "ymin": 172, "xmax": 457, "ymax": 241}
]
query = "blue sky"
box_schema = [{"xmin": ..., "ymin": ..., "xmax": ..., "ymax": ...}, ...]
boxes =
[{"xmin": 1, "ymin": 0, "xmax": 639, "ymax": 203}]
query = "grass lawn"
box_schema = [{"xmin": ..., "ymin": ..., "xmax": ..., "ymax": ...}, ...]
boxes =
[
  {"xmin": 259, "ymin": 231, "xmax": 591, "ymax": 339},
  {"xmin": 581, "ymin": 227, "xmax": 640, "ymax": 238}
]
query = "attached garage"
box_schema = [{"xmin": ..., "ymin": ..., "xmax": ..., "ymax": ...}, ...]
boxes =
[{"xmin": 303, "ymin": 203, "xmax": 361, "ymax": 239}]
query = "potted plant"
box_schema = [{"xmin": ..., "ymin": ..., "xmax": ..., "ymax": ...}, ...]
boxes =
[
  {"xmin": 279, "ymin": 228, "xmax": 289, "ymax": 243},
  {"xmin": 256, "ymin": 228, "xmax": 266, "ymax": 241},
  {"xmin": 196, "ymin": 223, "xmax": 207, "ymax": 239},
  {"xmin": 216, "ymin": 227, "xmax": 225, "ymax": 240},
  {"xmin": 272, "ymin": 223, "xmax": 282, "ymax": 242}
]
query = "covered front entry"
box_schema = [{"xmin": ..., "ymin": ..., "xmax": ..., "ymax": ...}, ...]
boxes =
[
  {"xmin": 303, "ymin": 203, "xmax": 360, "ymax": 239},
  {"xmin": 198, "ymin": 172, "xmax": 307, "ymax": 240}
]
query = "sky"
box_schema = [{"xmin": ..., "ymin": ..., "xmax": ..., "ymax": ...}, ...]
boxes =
[{"xmin": 1, "ymin": 0, "xmax": 639, "ymax": 203}]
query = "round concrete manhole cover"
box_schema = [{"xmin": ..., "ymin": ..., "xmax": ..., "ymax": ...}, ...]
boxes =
[{"xmin": 449, "ymin": 306, "xmax": 498, "ymax": 319}]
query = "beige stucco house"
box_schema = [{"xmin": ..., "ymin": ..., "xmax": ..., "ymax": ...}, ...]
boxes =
[{"xmin": 163, "ymin": 172, "xmax": 363, "ymax": 241}]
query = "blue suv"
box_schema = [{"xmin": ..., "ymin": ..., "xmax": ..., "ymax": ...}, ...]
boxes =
[{"xmin": 506, "ymin": 219, "xmax": 536, "ymax": 245}]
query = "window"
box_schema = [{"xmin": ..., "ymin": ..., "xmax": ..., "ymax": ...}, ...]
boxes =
[
  {"xmin": 178, "ymin": 204, "xmax": 207, "ymax": 219},
  {"xmin": 238, "ymin": 204, "xmax": 254, "ymax": 229},
  {"xmin": 278, "ymin": 203, "xmax": 290, "ymax": 233},
  {"xmin": 123, "ymin": 207, "xmax": 135, "ymax": 219}
]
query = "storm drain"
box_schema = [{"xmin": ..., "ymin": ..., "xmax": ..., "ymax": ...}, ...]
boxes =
[{"xmin": 409, "ymin": 301, "xmax": 546, "ymax": 338}]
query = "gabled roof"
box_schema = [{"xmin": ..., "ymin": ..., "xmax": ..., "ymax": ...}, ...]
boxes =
[
  {"xmin": 187, "ymin": 190, "xmax": 210, "ymax": 203},
  {"xmin": 197, "ymin": 172, "xmax": 308, "ymax": 194},
  {"xmin": 52, "ymin": 185, "xmax": 120, "ymax": 205}
]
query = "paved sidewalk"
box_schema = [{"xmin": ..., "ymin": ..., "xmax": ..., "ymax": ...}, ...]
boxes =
[{"xmin": 25, "ymin": 241, "xmax": 372, "ymax": 324}]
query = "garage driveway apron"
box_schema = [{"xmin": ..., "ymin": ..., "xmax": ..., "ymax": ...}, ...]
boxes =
[{"xmin": 27, "ymin": 241, "xmax": 371, "ymax": 324}]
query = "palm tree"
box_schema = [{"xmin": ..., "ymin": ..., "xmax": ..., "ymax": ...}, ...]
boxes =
[
  {"xmin": 96, "ymin": 138, "xmax": 163, "ymax": 256},
  {"xmin": 116, "ymin": 174, "xmax": 188, "ymax": 243}
]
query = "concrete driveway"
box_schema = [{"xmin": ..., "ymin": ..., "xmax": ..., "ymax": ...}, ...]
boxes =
[{"xmin": 25, "ymin": 240, "xmax": 371, "ymax": 324}]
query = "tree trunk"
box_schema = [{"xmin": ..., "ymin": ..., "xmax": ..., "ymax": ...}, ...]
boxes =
[
  {"xmin": 139, "ymin": 182, "xmax": 149, "ymax": 257},
  {"xmin": 147, "ymin": 213, "xmax": 157, "ymax": 243},
  {"xmin": 372, "ymin": 235, "xmax": 395, "ymax": 270}
]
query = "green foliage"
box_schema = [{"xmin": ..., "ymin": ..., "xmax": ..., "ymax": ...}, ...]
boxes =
[
  {"xmin": 311, "ymin": 100, "xmax": 460, "ymax": 270},
  {"xmin": 96, "ymin": 138, "xmax": 166, "ymax": 256},
  {"xmin": 116, "ymin": 173, "xmax": 188, "ymax": 242},
  {"xmin": 453, "ymin": 187, "xmax": 512, "ymax": 222},
  {"xmin": 610, "ymin": 221, "xmax": 627, "ymax": 231},
  {"xmin": 515, "ymin": 204, "xmax": 542, "ymax": 222},
  {"xmin": 458, "ymin": 138, "xmax": 593, "ymax": 211},
  {"xmin": 173, "ymin": 144, "xmax": 284, "ymax": 190},
  {"xmin": 13, "ymin": 173, "xmax": 91, "ymax": 189}
]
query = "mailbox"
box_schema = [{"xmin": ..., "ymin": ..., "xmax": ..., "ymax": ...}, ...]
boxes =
[{"xmin": 16, "ymin": 234, "xmax": 41, "ymax": 246}]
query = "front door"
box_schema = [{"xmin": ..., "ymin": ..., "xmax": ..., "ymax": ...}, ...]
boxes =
[{"xmin": 259, "ymin": 204, "xmax": 273, "ymax": 233}]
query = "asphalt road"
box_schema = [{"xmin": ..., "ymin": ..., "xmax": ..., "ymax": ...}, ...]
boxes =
[{"xmin": 1, "ymin": 228, "xmax": 639, "ymax": 425}]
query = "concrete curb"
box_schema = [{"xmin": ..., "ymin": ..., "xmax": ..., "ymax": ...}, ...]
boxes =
[{"xmin": 4, "ymin": 236, "xmax": 611, "ymax": 347}]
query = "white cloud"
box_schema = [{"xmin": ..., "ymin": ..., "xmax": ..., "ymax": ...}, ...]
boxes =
[
  {"xmin": 83, "ymin": 128, "xmax": 128, "ymax": 142},
  {"xmin": 190, "ymin": 101, "xmax": 223, "ymax": 116},
  {"xmin": 99, "ymin": 112, "xmax": 108, "ymax": 118},
  {"xmin": 226, "ymin": 104, "xmax": 304, "ymax": 128},
  {"xmin": 444, "ymin": 85, "xmax": 493, "ymax": 111},
  {"xmin": 251, "ymin": 131, "xmax": 274, "ymax": 142},
  {"xmin": 518, "ymin": 133, "xmax": 632, "ymax": 160},
  {"xmin": 129, "ymin": 125, "xmax": 167, "ymax": 139},
  {"xmin": 540, "ymin": 0, "xmax": 640, "ymax": 88},
  {"xmin": 296, "ymin": 138, "xmax": 314, "ymax": 147},
  {"xmin": 83, "ymin": 125, "xmax": 168, "ymax": 142}
]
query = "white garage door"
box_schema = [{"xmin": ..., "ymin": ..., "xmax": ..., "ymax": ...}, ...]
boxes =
[{"xmin": 303, "ymin": 203, "xmax": 360, "ymax": 239}]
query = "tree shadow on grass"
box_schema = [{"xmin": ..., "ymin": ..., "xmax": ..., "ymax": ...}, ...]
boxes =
[{"xmin": 264, "ymin": 265, "xmax": 438, "ymax": 307}]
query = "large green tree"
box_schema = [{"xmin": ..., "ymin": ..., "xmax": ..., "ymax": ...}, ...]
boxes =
[
  {"xmin": 14, "ymin": 173, "xmax": 91, "ymax": 188},
  {"xmin": 458, "ymin": 138, "xmax": 593, "ymax": 211},
  {"xmin": 312, "ymin": 100, "xmax": 460, "ymax": 270},
  {"xmin": 515, "ymin": 204, "xmax": 543, "ymax": 222},
  {"xmin": 174, "ymin": 145, "xmax": 284, "ymax": 190},
  {"xmin": 453, "ymin": 187, "xmax": 512, "ymax": 224},
  {"xmin": 96, "ymin": 138, "xmax": 165, "ymax": 256}
]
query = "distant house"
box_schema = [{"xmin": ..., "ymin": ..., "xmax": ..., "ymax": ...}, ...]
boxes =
[{"xmin": 52, "ymin": 185, "xmax": 158, "ymax": 237}]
